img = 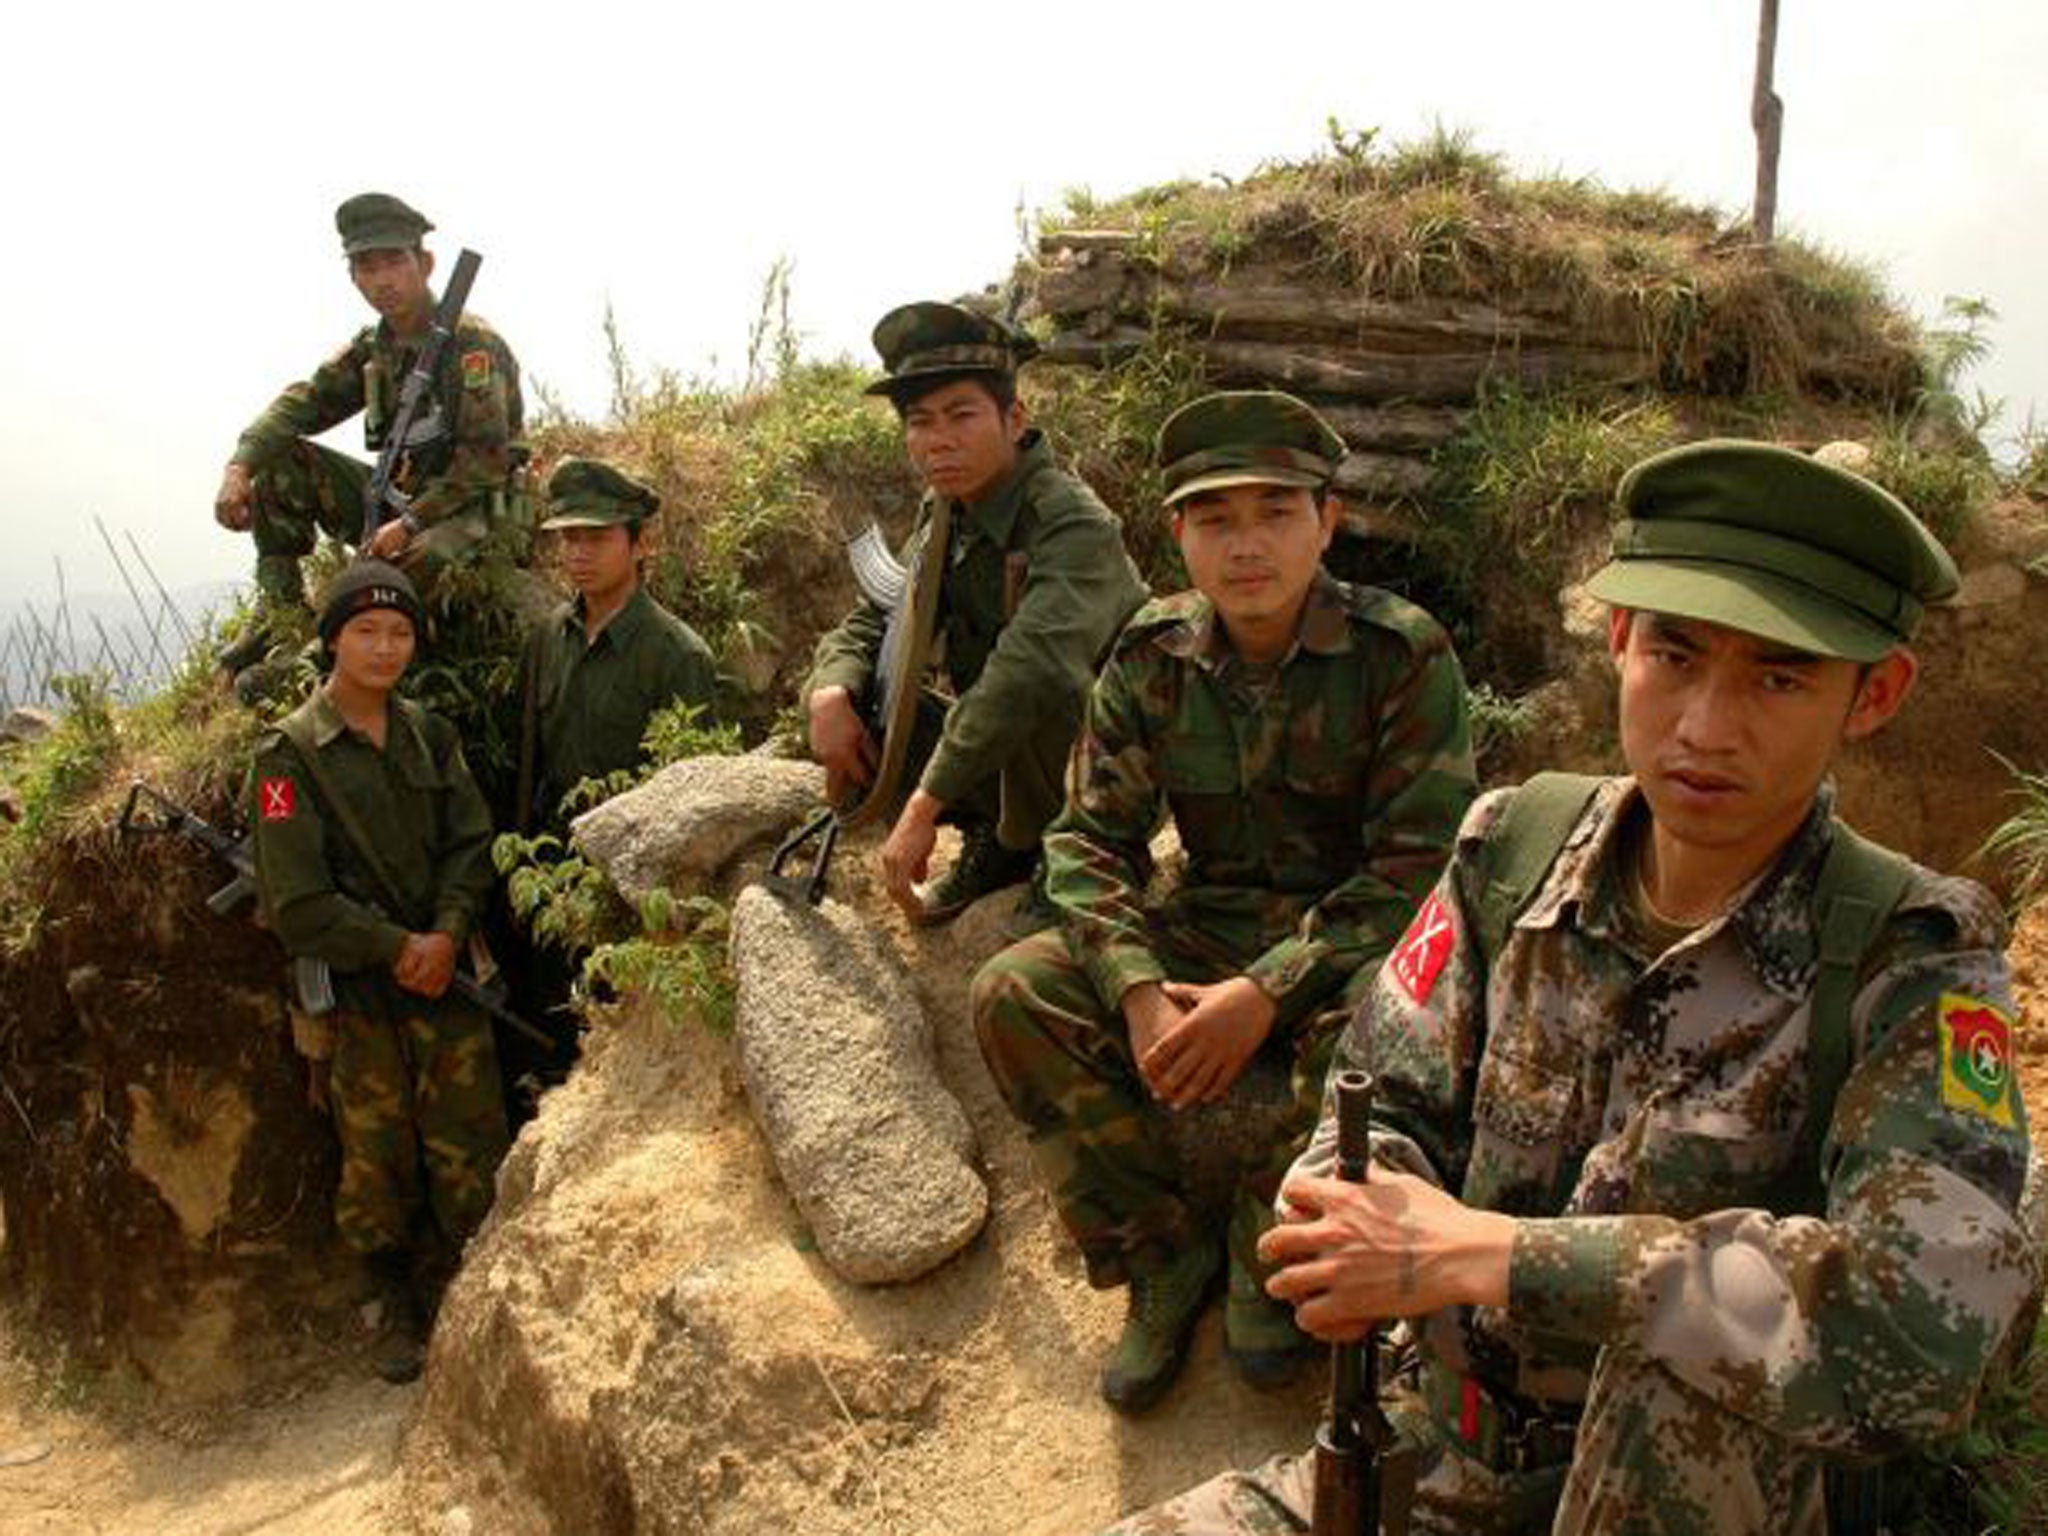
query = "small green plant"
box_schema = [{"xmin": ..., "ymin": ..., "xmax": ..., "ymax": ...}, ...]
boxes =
[
  {"xmin": 10, "ymin": 673, "xmax": 120, "ymax": 839},
  {"xmin": 1465, "ymin": 682, "xmax": 1536, "ymax": 766},
  {"xmin": 586, "ymin": 893, "xmax": 734, "ymax": 1032},
  {"xmin": 1982, "ymin": 754, "xmax": 2048, "ymax": 904}
]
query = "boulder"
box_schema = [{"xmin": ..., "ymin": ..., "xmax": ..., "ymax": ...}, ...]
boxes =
[
  {"xmin": 729, "ymin": 883, "xmax": 986, "ymax": 1283},
  {"xmin": 1, "ymin": 706, "xmax": 55, "ymax": 745},
  {"xmin": 571, "ymin": 755, "xmax": 825, "ymax": 904}
]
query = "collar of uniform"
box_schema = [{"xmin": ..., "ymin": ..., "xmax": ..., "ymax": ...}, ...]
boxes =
[
  {"xmin": 1515, "ymin": 775, "xmax": 1837, "ymax": 1002},
  {"xmin": 307, "ymin": 683, "xmax": 420, "ymax": 752},
  {"xmin": 1154, "ymin": 567, "xmax": 1353, "ymax": 670},
  {"xmin": 564, "ymin": 586, "xmax": 653, "ymax": 650},
  {"xmin": 956, "ymin": 429, "xmax": 1050, "ymax": 545}
]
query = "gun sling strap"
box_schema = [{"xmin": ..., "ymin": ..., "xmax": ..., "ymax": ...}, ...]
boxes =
[{"xmin": 276, "ymin": 704, "xmax": 436, "ymax": 935}]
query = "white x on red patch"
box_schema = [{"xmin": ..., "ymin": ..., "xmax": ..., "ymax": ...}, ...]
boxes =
[
  {"xmin": 260, "ymin": 777, "xmax": 296, "ymax": 822},
  {"xmin": 1389, "ymin": 890, "xmax": 1456, "ymax": 1003}
]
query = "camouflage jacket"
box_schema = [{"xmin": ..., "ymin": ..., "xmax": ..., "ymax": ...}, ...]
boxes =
[
  {"xmin": 251, "ymin": 688, "xmax": 495, "ymax": 973},
  {"xmin": 1300, "ymin": 777, "xmax": 2034, "ymax": 1456},
  {"xmin": 530, "ymin": 587, "xmax": 719, "ymax": 826},
  {"xmin": 804, "ymin": 431, "xmax": 1146, "ymax": 807},
  {"xmin": 232, "ymin": 310, "xmax": 524, "ymax": 524},
  {"xmin": 1046, "ymin": 570, "xmax": 1476, "ymax": 1030}
]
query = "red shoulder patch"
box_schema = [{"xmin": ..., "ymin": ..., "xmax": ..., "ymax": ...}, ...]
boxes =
[
  {"xmin": 260, "ymin": 777, "xmax": 296, "ymax": 822},
  {"xmin": 460, "ymin": 348, "xmax": 491, "ymax": 389},
  {"xmin": 1388, "ymin": 890, "xmax": 1456, "ymax": 1004}
]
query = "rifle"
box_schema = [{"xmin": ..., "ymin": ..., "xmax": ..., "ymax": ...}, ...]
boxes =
[
  {"xmin": 1311, "ymin": 1069, "xmax": 1412, "ymax": 1536},
  {"xmin": 360, "ymin": 248, "xmax": 483, "ymax": 548},
  {"xmin": 118, "ymin": 780, "xmax": 553, "ymax": 1051}
]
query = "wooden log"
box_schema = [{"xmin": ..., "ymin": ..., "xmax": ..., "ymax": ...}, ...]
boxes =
[
  {"xmin": 1314, "ymin": 402, "xmax": 1463, "ymax": 453},
  {"xmin": 1334, "ymin": 450, "xmax": 1435, "ymax": 502}
]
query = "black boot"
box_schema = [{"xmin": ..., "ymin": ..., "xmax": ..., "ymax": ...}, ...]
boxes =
[{"xmin": 363, "ymin": 1248, "xmax": 428, "ymax": 1385}]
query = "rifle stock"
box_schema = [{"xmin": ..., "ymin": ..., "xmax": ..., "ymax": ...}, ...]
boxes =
[{"xmin": 360, "ymin": 248, "xmax": 482, "ymax": 547}]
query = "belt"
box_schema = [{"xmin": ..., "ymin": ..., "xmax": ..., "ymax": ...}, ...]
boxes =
[{"xmin": 1421, "ymin": 1359, "xmax": 1579, "ymax": 1474}]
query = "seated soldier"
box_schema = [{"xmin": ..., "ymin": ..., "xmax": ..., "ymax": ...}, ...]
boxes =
[
  {"xmin": 973, "ymin": 391, "xmax": 1476, "ymax": 1412},
  {"xmin": 215, "ymin": 192, "xmax": 524, "ymax": 686},
  {"xmin": 803, "ymin": 300, "xmax": 1148, "ymax": 924},
  {"xmin": 1103, "ymin": 441, "xmax": 2035, "ymax": 1535},
  {"xmin": 250, "ymin": 561, "xmax": 510, "ymax": 1385}
]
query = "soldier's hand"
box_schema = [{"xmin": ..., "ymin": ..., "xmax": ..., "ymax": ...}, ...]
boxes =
[
  {"xmin": 879, "ymin": 790, "xmax": 943, "ymax": 919},
  {"xmin": 808, "ymin": 687, "xmax": 879, "ymax": 802},
  {"xmin": 1123, "ymin": 983, "xmax": 1187, "ymax": 1096},
  {"xmin": 1140, "ymin": 977, "xmax": 1277, "ymax": 1109},
  {"xmin": 366, "ymin": 519, "xmax": 413, "ymax": 560},
  {"xmin": 1260, "ymin": 1170, "xmax": 1516, "ymax": 1338},
  {"xmin": 394, "ymin": 931, "xmax": 458, "ymax": 998},
  {"xmin": 214, "ymin": 463, "xmax": 255, "ymax": 532}
]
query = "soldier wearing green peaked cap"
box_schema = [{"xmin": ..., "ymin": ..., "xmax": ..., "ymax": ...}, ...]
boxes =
[
  {"xmin": 213, "ymin": 190, "xmax": 527, "ymax": 692},
  {"xmin": 974, "ymin": 386, "xmax": 1475, "ymax": 1412},
  {"xmin": 1101, "ymin": 438, "xmax": 2031, "ymax": 1536},
  {"xmin": 804, "ymin": 298, "xmax": 1146, "ymax": 927},
  {"xmin": 509, "ymin": 456, "xmax": 717, "ymax": 1092}
]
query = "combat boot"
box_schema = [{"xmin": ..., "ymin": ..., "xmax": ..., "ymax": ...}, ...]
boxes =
[
  {"xmin": 916, "ymin": 823, "xmax": 1035, "ymax": 926},
  {"xmin": 1224, "ymin": 1251, "xmax": 1315, "ymax": 1390},
  {"xmin": 1099, "ymin": 1237, "xmax": 1222, "ymax": 1413},
  {"xmin": 362, "ymin": 1248, "xmax": 428, "ymax": 1386}
]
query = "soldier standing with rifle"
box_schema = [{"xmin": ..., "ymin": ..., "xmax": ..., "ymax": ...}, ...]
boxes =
[
  {"xmin": 1099, "ymin": 442, "xmax": 2035, "ymax": 1535},
  {"xmin": 250, "ymin": 560, "xmax": 510, "ymax": 1385},
  {"xmin": 802, "ymin": 300, "xmax": 1147, "ymax": 924},
  {"xmin": 213, "ymin": 192, "xmax": 525, "ymax": 692}
]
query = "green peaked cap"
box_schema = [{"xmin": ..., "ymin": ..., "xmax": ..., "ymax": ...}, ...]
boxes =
[
  {"xmin": 334, "ymin": 192, "xmax": 432, "ymax": 257},
  {"xmin": 1584, "ymin": 438, "xmax": 1959, "ymax": 661},
  {"xmin": 864, "ymin": 300, "xmax": 1038, "ymax": 398},
  {"xmin": 1156, "ymin": 390, "xmax": 1348, "ymax": 507},
  {"xmin": 540, "ymin": 457, "xmax": 661, "ymax": 530}
]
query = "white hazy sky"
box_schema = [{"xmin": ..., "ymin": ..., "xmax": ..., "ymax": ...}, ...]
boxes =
[{"xmin": 4, "ymin": 0, "xmax": 2044, "ymax": 606}]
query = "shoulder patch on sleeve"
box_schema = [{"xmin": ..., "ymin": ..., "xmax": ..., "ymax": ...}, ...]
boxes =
[
  {"xmin": 1939, "ymin": 992, "xmax": 2019, "ymax": 1128},
  {"xmin": 259, "ymin": 777, "xmax": 297, "ymax": 822},
  {"xmin": 461, "ymin": 349, "xmax": 491, "ymax": 390},
  {"xmin": 1388, "ymin": 889, "xmax": 1458, "ymax": 1003}
]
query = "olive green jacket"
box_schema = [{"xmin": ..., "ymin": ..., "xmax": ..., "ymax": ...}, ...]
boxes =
[
  {"xmin": 250, "ymin": 688, "xmax": 495, "ymax": 973},
  {"xmin": 805, "ymin": 431, "xmax": 1147, "ymax": 807}
]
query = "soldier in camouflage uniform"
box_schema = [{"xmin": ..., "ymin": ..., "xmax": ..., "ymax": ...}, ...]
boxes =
[
  {"xmin": 974, "ymin": 392, "xmax": 1476, "ymax": 1412},
  {"xmin": 804, "ymin": 301, "xmax": 1147, "ymax": 924},
  {"xmin": 1103, "ymin": 441, "xmax": 2035, "ymax": 1534},
  {"xmin": 251, "ymin": 561, "xmax": 509, "ymax": 1384},
  {"xmin": 214, "ymin": 193, "xmax": 524, "ymax": 675}
]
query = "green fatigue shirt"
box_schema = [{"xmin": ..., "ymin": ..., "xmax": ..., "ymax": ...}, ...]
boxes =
[
  {"xmin": 231, "ymin": 311, "xmax": 524, "ymax": 525},
  {"xmin": 1046, "ymin": 569, "xmax": 1477, "ymax": 1031},
  {"xmin": 250, "ymin": 689, "xmax": 496, "ymax": 974},
  {"xmin": 804, "ymin": 430, "xmax": 1147, "ymax": 809},
  {"xmin": 530, "ymin": 587, "xmax": 719, "ymax": 823},
  {"xmin": 1301, "ymin": 777, "xmax": 2034, "ymax": 1455}
]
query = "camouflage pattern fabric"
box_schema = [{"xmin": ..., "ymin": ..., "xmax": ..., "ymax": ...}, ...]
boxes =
[
  {"xmin": 530, "ymin": 587, "xmax": 719, "ymax": 827},
  {"xmin": 330, "ymin": 980, "xmax": 509, "ymax": 1254},
  {"xmin": 973, "ymin": 569, "xmax": 1474, "ymax": 1288},
  {"xmin": 804, "ymin": 430, "xmax": 1146, "ymax": 847},
  {"xmin": 1114, "ymin": 775, "xmax": 2033, "ymax": 1534},
  {"xmin": 233, "ymin": 310, "xmax": 524, "ymax": 563}
]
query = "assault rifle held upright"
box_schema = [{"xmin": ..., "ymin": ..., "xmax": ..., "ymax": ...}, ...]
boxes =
[
  {"xmin": 118, "ymin": 780, "xmax": 552, "ymax": 1050},
  {"xmin": 360, "ymin": 248, "xmax": 482, "ymax": 548},
  {"xmin": 1312, "ymin": 1069, "xmax": 1413, "ymax": 1536}
]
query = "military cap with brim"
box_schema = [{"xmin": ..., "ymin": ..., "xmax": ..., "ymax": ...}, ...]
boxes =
[
  {"xmin": 1156, "ymin": 390, "xmax": 1348, "ymax": 507},
  {"xmin": 539, "ymin": 457, "xmax": 662, "ymax": 531},
  {"xmin": 864, "ymin": 301, "xmax": 1039, "ymax": 398},
  {"xmin": 1584, "ymin": 438, "xmax": 1959, "ymax": 662},
  {"xmin": 317, "ymin": 559, "xmax": 424, "ymax": 644},
  {"xmin": 335, "ymin": 192, "xmax": 433, "ymax": 257}
]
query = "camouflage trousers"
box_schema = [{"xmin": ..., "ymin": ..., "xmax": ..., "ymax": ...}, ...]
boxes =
[
  {"xmin": 330, "ymin": 987, "xmax": 511, "ymax": 1258},
  {"xmin": 1097, "ymin": 1347, "xmax": 1831, "ymax": 1536},
  {"xmin": 971, "ymin": 922, "xmax": 1359, "ymax": 1289},
  {"xmin": 248, "ymin": 439, "xmax": 502, "ymax": 605}
]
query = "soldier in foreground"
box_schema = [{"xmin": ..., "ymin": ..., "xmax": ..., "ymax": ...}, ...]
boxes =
[
  {"xmin": 214, "ymin": 193, "xmax": 524, "ymax": 679},
  {"xmin": 975, "ymin": 392, "xmax": 1475, "ymax": 1412},
  {"xmin": 803, "ymin": 301, "xmax": 1147, "ymax": 924},
  {"xmin": 504, "ymin": 457, "xmax": 719, "ymax": 1090},
  {"xmin": 1103, "ymin": 441, "xmax": 2035, "ymax": 1534},
  {"xmin": 251, "ymin": 562, "xmax": 509, "ymax": 1384}
]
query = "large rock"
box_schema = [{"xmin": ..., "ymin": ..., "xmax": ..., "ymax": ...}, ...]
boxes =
[
  {"xmin": 729, "ymin": 883, "xmax": 986, "ymax": 1283},
  {"xmin": 571, "ymin": 755, "xmax": 825, "ymax": 903}
]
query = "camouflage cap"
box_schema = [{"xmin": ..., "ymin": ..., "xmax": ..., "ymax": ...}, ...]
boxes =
[
  {"xmin": 317, "ymin": 559, "xmax": 424, "ymax": 644},
  {"xmin": 539, "ymin": 457, "xmax": 661, "ymax": 531},
  {"xmin": 864, "ymin": 301, "xmax": 1039, "ymax": 399},
  {"xmin": 1584, "ymin": 438, "xmax": 1960, "ymax": 662},
  {"xmin": 1156, "ymin": 390, "xmax": 1348, "ymax": 507},
  {"xmin": 335, "ymin": 192, "xmax": 433, "ymax": 257}
]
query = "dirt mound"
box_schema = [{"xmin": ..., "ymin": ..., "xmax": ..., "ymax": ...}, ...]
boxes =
[
  {"xmin": 401, "ymin": 833, "xmax": 1319, "ymax": 1535},
  {"xmin": 2011, "ymin": 904, "xmax": 2048, "ymax": 1121}
]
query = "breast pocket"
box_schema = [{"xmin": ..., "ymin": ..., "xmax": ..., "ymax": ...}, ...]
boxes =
[
  {"xmin": 1630, "ymin": 1108, "xmax": 1798, "ymax": 1219},
  {"xmin": 1470, "ymin": 1049, "xmax": 1577, "ymax": 1212}
]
